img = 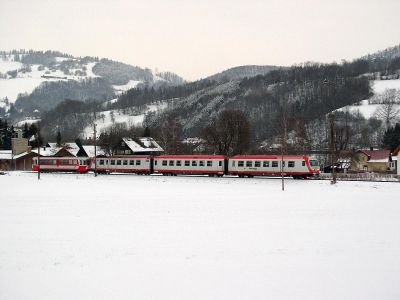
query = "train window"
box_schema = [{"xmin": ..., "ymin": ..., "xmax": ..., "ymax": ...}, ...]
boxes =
[
  {"xmin": 176, "ymin": 160, "xmax": 182, "ymax": 166},
  {"xmin": 255, "ymin": 161, "xmax": 261, "ymax": 167},
  {"xmin": 219, "ymin": 161, "xmax": 222, "ymax": 167},
  {"xmin": 310, "ymin": 160, "xmax": 319, "ymax": 167},
  {"xmin": 199, "ymin": 161, "xmax": 205, "ymax": 167},
  {"xmin": 238, "ymin": 161, "xmax": 244, "ymax": 167},
  {"xmin": 288, "ymin": 161, "xmax": 295, "ymax": 168},
  {"xmin": 155, "ymin": 160, "xmax": 158, "ymax": 165},
  {"xmin": 263, "ymin": 161, "xmax": 269, "ymax": 167},
  {"xmin": 111, "ymin": 160, "xmax": 115, "ymax": 165},
  {"xmin": 185, "ymin": 160, "xmax": 190, "ymax": 166},
  {"xmin": 272, "ymin": 161, "xmax": 279, "ymax": 167},
  {"xmin": 100, "ymin": 160, "xmax": 104, "ymax": 165},
  {"xmin": 123, "ymin": 160, "xmax": 128, "ymax": 166},
  {"xmin": 246, "ymin": 161, "xmax": 252, "ymax": 167},
  {"xmin": 207, "ymin": 161, "xmax": 212, "ymax": 167},
  {"xmin": 302, "ymin": 161, "xmax": 305, "ymax": 166},
  {"xmin": 192, "ymin": 161, "xmax": 197, "ymax": 167},
  {"xmin": 117, "ymin": 160, "xmax": 122, "ymax": 165},
  {"xmin": 136, "ymin": 160, "xmax": 141, "ymax": 166},
  {"xmin": 129, "ymin": 160, "xmax": 134, "ymax": 165},
  {"xmin": 69, "ymin": 160, "xmax": 73, "ymax": 165},
  {"xmin": 282, "ymin": 161, "xmax": 285, "ymax": 167},
  {"xmin": 169, "ymin": 160, "xmax": 175, "ymax": 166},
  {"xmin": 232, "ymin": 161, "xmax": 235, "ymax": 167},
  {"xmin": 162, "ymin": 160, "xmax": 167, "ymax": 166}
]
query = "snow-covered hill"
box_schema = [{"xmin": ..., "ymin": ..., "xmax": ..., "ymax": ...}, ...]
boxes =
[
  {"xmin": 338, "ymin": 79, "xmax": 400, "ymax": 119},
  {"xmin": 0, "ymin": 51, "xmax": 185, "ymax": 116},
  {"xmin": 81, "ymin": 101, "xmax": 168, "ymax": 138}
]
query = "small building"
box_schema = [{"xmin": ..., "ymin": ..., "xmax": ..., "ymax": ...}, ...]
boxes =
[
  {"xmin": 336, "ymin": 150, "xmax": 353, "ymax": 173},
  {"xmin": 392, "ymin": 146, "xmax": 400, "ymax": 175},
  {"xmin": 114, "ymin": 137, "xmax": 164, "ymax": 155},
  {"xmin": 0, "ymin": 149, "xmax": 39, "ymax": 171},
  {"xmin": 350, "ymin": 149, "xmax": 392, "ymax": 173}
]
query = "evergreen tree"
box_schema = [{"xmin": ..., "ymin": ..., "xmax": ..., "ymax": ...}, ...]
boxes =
[{"xmin": 383, "ymin": 123, "xmax": 400, "ymax": 151}]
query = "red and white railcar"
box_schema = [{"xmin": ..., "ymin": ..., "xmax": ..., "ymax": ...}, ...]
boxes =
[
  {"xmin": 153, "ymin": 155, "xmax": 225, "ymax": 176},
  {"xmin": 91, "ymin": 155, "xmax": 152, "ymax": 174},
  {"xmin": 228, "ymin": 155, "xmax": 320, "ymax": 178},
  {"xmin": 32, "ymin": 157, "xmax": 91, "ymax": 173}
]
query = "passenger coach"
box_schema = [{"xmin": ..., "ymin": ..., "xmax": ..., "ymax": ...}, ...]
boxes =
[
  {"xmin": 91, "ymin": 155, "xmax": 152, "ymax": 174},
  {"xmin": 32, "ymin": 157, "xmax": 91, "ymax": 173},
  {"xmin": 228, "ymin": 155, "xmax": 320, "ymax": 178},
  {"xmin": 153, "ymin": 155, "xmax": 225, "ymax": 176}
]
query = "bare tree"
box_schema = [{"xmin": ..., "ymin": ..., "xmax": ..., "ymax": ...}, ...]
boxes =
[
  {"xmin": 202, "ymin": 110, "xmax": 251, "ymax": 155},
  {"xmin": 156, "ymin": 117, "xmax": 182, "ymax": 154},
  {"xmin": 373, "ymin": 89, "xmax": 400, "ymax": 129}
]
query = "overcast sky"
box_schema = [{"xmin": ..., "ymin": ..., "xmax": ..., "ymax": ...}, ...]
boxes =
[{"xmin": 1, "ymin": 0, "xmax": 399, "ymax": 80}]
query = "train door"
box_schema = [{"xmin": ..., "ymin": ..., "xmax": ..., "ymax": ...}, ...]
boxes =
[
  {"xmin": 150, "ymin": 157, "xmax": 154, "ymax": 174},
  {"xmin": 224, "ymin": 158, "xmax": 229, "ymax": 175}
]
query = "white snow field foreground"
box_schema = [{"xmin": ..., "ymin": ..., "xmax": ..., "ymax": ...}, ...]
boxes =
[{"xmin": 1, "ymin": 172, "xmax": 399, "ymax": 300}]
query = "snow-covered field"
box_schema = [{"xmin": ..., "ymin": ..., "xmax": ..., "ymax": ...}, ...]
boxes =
[{"xmin": 1, "ymin": 172, "xmax": 399, "ymax": 300}]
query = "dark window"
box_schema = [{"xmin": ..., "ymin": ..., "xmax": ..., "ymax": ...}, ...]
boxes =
[
  {"xmin": 255, "ymin": 161, "xmax": 261, "ymax": 167},
  {"xmin": 246, "ymin": 161, "xmax": 252, "ymax": 167},
  {"xmin": 282, "ymin": 161, "xmax": 285, "ymax": 167},
  {"xmin": 129, "ymin": 160, "xmax": 134, "ymax": 165},
  {"xmin": 162, "ymin": 160, "xmax": 167, "ymax": 166},
  {"xmin": 100, "ymin": 160, "xmax": 104, "ymax": 165},
  {"xmin": 192, "ymin": 161, "xmax": 197, "ymax": 167},
  {"xmin": 169, "ymin": 160, "xmax": 174, "ymax": 166},
  {"xmin": 117, "ymin": 160, "xmax": 122, "ymax": 165},
  {"xmin": 207, "ymin": 161, "xmax": 212, "ymax": 167},
  {"xmin": 302, "ymin": 161, "xmax": 305, "ymax": 166},
  {"xmin": 123, "ymin": 160, "xmax": 128, "ymax": 166},
  {"xmin": 136, "ymin": 160, "xmax": 141, "ymax": 166},
  {"xmin": 288, "ymin": 161, "xmax": 295, "ymax": 168},
  {"xmin": 111, "ymin": 160, "xmax": 115, "ymax": 165},
  {"xmin": 219, "ymin": 161, "xmax": 222, "ymax": 167},
  {"xmin": 184, "ymin": 160, "xmax": 190, "ymax": 166},
  {"xmin": 238, "ymin": 161, "xmax": 244, "ymax": 167},
  {"xmin": 263, "ymin": 161, "xmax": 269, "ymax": 167},
  {"xmin": 272, "ymin": 161, "xmax": 278, "ymax": 167},
  {"xmin": 176, "ymin": 160, "xmax": 182, "ymax": 166},
  {"xmin": 199, "ymin": 161, "xmax": 205, "ymax": 167}
]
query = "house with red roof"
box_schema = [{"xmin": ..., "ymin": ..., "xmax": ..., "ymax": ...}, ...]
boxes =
[{"xmin": 350, "ymin": 149, "xmax": 392, "ymax": 173}]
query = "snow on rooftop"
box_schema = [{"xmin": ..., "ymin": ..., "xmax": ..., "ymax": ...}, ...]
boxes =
[
  {"xmin": 0, "ymin": 150, "xmax": 12, "ymax": 160},
  {"xmin": 123, "ymin": 137, "xmax": 163, "ymax": 153}
]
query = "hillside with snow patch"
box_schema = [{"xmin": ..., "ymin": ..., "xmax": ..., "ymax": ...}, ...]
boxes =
[{"xmin": 338, "ymin": 79, "xmax": 400, "ymax": 119}]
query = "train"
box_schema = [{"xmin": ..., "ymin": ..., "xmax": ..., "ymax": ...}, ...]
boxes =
[{"xmin": 32, "ymin": 154, "xmax": 320, "ymax": 178}]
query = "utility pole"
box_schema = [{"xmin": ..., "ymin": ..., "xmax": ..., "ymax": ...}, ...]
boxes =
[
  {"xmin": 37, "ymin": 131, "xmax": 40, "ymax": 180},
  {"xmin": 281, "ymin": 109, "xmax": 288, "ymax": 191},
  {"xmin": 94, "ymin": 123, "xmax": 97, "ymax": 177},
  {"xmin": 329, "ymin": 113, "xmax": 336, "ymax": 184}
]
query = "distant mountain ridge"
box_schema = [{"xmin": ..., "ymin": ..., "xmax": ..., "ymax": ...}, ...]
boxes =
[{"xmin": 205, "ymin": 65, "xmax": 282, "ymax": 83}]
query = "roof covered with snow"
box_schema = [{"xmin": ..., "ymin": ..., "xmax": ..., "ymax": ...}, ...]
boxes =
[
  {"xmin": 0, "ymin": 150, "xmax": 12, "ymax": 160},
  {"xmin": 358, "ymin": 150, "xmax": 391, "ymax": 163},
  {"xmin": 31, "ymin": 142, "xmax": 80, "ymax": 157},
  {"xmin": 81, "ymin": 145, "xmax": 107, "ymax": 157},
  {"xmin": 123, "ymin": 137, "xmax": 163, "ymax": 153}
]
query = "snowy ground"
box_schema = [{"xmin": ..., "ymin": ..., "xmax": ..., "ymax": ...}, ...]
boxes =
[{"xmin": 1, "ymin": 172, "xmax": 399, "ymax": 300}]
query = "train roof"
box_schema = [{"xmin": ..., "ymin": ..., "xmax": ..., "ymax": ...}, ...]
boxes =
[
  {"xmin": 156, "ymin": 155, "xmax": 226, "ymax": 159},
  {"xmin": 230, "ymin": 155, "xmax": 309, "ymax": 160}
]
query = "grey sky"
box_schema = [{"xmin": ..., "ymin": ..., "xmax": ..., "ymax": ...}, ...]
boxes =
[{"xmin": 1, "ymin": 0, "xmax": 399, "ymax": 80}]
